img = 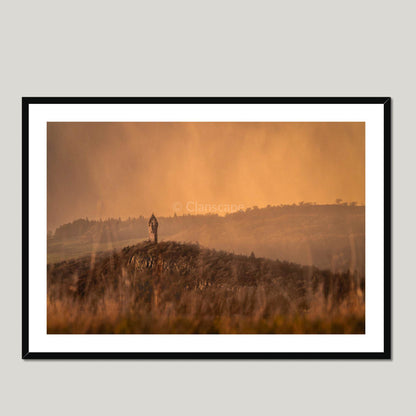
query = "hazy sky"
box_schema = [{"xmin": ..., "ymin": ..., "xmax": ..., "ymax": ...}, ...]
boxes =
[{"xmin": 47, "ymin": 122, "xmax": 365, "ymax": 230}]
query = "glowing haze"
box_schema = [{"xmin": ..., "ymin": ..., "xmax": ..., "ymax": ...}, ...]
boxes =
[{"xmin": 47, "ymin": 122, "xmax": 365, "ymax": 231}]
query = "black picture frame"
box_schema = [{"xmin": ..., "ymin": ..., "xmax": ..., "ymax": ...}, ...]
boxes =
[{"xmin": 22, "ymin": 97, "xmax": 391, "ymax": 359}]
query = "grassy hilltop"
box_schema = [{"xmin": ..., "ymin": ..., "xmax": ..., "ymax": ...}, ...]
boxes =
[
  {"xmin": 48, "ymin": 240, "xmax": 364, "ymax": 334},
  {"xmin": 48, "ymin": 204, "xmax": 365, "ymax": 274}
]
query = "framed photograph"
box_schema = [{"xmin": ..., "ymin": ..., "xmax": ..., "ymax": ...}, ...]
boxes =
[{"xmin": 22, "ymin": 97, "xmax": 391, "ymax": 359}]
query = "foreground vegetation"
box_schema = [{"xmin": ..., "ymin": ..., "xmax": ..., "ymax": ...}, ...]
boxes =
[{"xmin": 47, "ymin": 241, "xmax": 364, "ymax": 334}]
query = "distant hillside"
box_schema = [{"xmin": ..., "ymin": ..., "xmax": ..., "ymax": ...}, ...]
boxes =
[
  {"xmin": 47, "ymin": 241, "xmax": 364, "ymax": 334},
  {"xmin": 49, "ymin": 204, "xmax": 365, "ymax": 274}
]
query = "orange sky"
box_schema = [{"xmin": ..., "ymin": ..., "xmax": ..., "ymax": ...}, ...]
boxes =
[{"xmin": 47, "ymin": 122, "xmax": 365, "ymax": 231}]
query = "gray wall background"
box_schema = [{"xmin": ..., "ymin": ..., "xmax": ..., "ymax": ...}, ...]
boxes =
[{"xmin": 0, "ymin": 1, "xmax": 413, "ymax": 415}]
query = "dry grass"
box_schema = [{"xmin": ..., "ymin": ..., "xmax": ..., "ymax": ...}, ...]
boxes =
[{"xmin": 47, "ymin": 241, "xmax": 365, "ymax": 334}]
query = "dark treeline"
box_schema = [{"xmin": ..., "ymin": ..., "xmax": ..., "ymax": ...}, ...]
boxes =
[{"xmin": 52, "ymin": 203, "xmax": 362, "ymax": 241}]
